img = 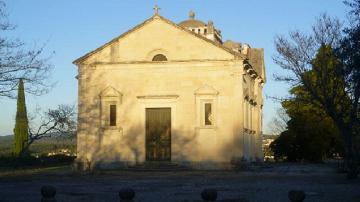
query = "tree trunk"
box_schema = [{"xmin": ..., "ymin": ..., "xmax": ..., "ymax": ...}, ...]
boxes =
[
  {"xmin": 341, "ymin": 127, "xmax": 358, "ymax": 179},
  {"xmin": 19, "ymin": 144, "xmax": 30, "ymax": 158},
  {"xmin": 344, "ymin": 148, "xmax": 358, "ymax": 179}
]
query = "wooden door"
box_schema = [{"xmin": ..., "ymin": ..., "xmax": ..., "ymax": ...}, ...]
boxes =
[{"xmin": 145, "ymin": 108, "xmax": 171, "ymax": 161}]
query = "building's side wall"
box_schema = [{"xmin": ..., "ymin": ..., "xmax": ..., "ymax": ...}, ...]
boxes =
[
  {"xmin": 256, "ymin": 79, "xmax": 264, "ymax": 160},
  {"xmin": 242, "ymin": 71, "xmax": 264, "ymax": 161},
  {"xmin": 76, "ymin": 60, "xmax": 246, "ymax": 167}
]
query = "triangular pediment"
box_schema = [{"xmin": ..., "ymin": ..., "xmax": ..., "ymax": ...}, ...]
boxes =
[
  {"xmin": 194, "ymin": 85, "xmax": 219, "ymax": 96},
  {"xmin": 99, "ymin": 86, "xmax": 122, "ymax": 98},
  {"xmin": 74, "ymin": 15, "xmax": 243, "ymax": 65}
]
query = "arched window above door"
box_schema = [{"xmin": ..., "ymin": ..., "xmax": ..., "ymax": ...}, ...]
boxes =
[{"xmin": 152, "ymin": 54, "xmax": 167, "ymax": 61}]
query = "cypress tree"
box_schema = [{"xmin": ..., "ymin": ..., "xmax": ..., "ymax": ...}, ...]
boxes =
[{"xmin": 13, "ymin": 78, "xmax": 29, "ymax": 157}]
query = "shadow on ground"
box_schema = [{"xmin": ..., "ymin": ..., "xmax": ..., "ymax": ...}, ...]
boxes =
[{"xmin": 0, "ymin": 163, "xmax": 359, "ymax": 202}]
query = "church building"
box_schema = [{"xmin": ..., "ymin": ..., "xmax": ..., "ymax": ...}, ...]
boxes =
[{"xmin": 73, "ymin": 8, "xmax": 265, "ymax": 169}]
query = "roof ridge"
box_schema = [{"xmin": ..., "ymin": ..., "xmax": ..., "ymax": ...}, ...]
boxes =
[
  {"xmin": 157, "ymin": 15, "xmax": 245, "ymax": 59},
  {"xmin": 73, "ymin": 14, "xmax": 245, "ymax": 65},
  {"xmin": 73, "ymin": 15, "xmax": 159, "ymax": 65}
]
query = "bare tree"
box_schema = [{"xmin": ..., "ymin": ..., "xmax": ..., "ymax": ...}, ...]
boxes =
[
  {"xmin": 273, "ymin": 14, "xmax": 359, "ymax": 179},
  {"xmin": 21, "ymin": 104, "xmax": 76, "ymax": 156},
  {"xmin": 0, "ymin": 1, "xmax": 53, "ymax": 98},
  {"xmin": 273, "ymin": 14, "xmax": 342, "ymax": 83},
  {"xmin": 268, "ymin": 108, "xmax": 289, "ymax": 136}
]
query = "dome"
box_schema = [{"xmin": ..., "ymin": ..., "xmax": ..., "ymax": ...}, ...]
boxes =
[
  {"xmin": 178, "ymin": 10, "xmax": 206, "ymax": 28},
  {"xmin": 223, "ymin": 40, "xmax": 241, "ymax": 50},
  {"xmin": 178, "ymin": 19, "xmax": 206, "ymax": 28}
]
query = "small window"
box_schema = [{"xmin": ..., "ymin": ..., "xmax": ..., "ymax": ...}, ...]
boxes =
[
  {"xmin": 198, "ymin": 29, "xmax": 201, "ymax": 34},
  {"xmin": 204, "ymin": 103, "xmax": 213, "ymax": 125},
  {"xmin": 109, "ymin": 104, "xmax": 116, "ymax": 126},
  {"xmin": 192, "ymin": 29, "xmax": 195, "ymax": 32},
  {"xmin": 152, "ymin": 54, "xmax": 167, "ymax": 61},
  {"xmin": 204, "ymin": 28, "xmax": 207, "ymax": 34}
]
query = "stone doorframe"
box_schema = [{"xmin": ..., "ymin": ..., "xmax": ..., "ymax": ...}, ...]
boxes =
[{"xmin": 136, "ymin": 95, "xmax": 178, "ymax": 162}]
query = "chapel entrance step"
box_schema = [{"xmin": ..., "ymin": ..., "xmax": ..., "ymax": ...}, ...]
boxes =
[{"xmin": 126, "ymin": 162, "xmax": 191, "ymax": 171}]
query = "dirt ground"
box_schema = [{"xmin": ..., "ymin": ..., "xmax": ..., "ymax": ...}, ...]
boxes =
[{"xmin": 0, "ymin": 163, "xmax": 359, "ymax": 202}]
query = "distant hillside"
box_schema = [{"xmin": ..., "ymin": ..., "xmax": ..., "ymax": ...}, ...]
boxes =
[
  {"xmin": 0, "ymin": 135, "xmax": 76, "ymax": 156},
  {"xmin": 0, "ymin": 135, "xmax": 13, "ymax": 142},
  {"xmin": 0, "ymin": 135, "xmax": 14, "ymax": 150}
]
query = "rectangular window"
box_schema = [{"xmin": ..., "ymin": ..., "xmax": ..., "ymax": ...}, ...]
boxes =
[
  {"xmin": 204, "ymin": 103, "xmax": 212, "ymax": 125},
  {"xmin": 109, "ymin": 104, "xmax": 116, "ymax": 126}
]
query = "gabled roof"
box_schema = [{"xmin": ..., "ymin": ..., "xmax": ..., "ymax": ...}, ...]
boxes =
[{"xmin": 73, "ymin": 14, "xmax": 245, "ymax": 65}]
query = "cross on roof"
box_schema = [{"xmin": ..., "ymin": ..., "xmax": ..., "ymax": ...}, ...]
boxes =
[{"xmin": 153, "ymin": 5, "xmax": 160, "ymax": 14}]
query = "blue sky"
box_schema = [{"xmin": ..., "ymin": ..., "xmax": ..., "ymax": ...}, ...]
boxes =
[{"xmin": 0, "ymin": 0, "xmax": 348, "ymax": 135}]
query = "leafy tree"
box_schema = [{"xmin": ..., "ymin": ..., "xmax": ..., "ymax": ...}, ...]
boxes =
[
  {"xmin": 270, "ymin": 83, "xmax": 343, "ymax": 162},
  {"xmin": 13, "ymin": 79, "xmax": 28, "ymax": 157},
  {"xmin": 274, "ymin": 11, "xmax": 359, "ymax": 178},
  {"xmin": 0, "ymin": 1, "xmax": 53, "ymax": 98},
  {"xmin": 270, "ymin": 131, "xmax": 297, "ymax": 161},
  {"xmin": 338, "ymin": 0, "xmax": 360, "ymax": 175}
]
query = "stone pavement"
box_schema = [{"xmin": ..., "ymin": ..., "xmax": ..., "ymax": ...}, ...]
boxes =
[{"xmin": 0, "ymin": 163, "xmax": 359, "ymax": 202}]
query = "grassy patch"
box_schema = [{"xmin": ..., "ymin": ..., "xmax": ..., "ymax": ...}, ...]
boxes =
[
  {"xmin": 0, "ymin": 165, "xmax": 72, "ymax": 178},
  {"xmin": 0, "ymin": 154, "xmax": 75, "ymax": 170}
]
